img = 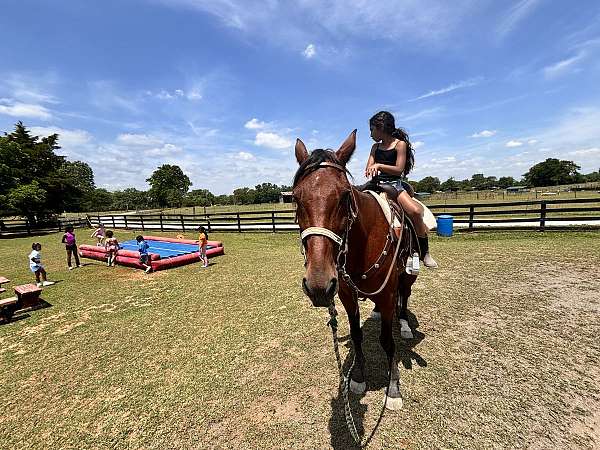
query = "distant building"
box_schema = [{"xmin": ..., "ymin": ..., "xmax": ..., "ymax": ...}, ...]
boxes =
[{"xmin": 280, "ymin": 191, "xmax": 294, "ymax": 203}]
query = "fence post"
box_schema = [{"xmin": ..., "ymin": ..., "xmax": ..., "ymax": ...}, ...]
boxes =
[
  {"xmin": 468, "ymin": 206, "xmax": 475, "ymax": 231},
  {"xmin": 97, "ymin": 215, "xmax": 101, "ymax": 226},
  {"xmin": 58, "ymin": 220, "xmax": 62, "ymax": 232},
  {"xmin": 272, "ymin": 211, "xmax": 276, "ymax": 232},
  {"xmin": 140, "ymin": 215, "xmax": 145, "ymax": 231},
  {"xmin": 540, "ymin": 201, "xmax": 547, "ymax": 231},
  {"xmin": 207, "ymin": 216, "xmax": 212, "ymax": 232},
  {"xmin": 180, "ymin": 214, "xmax": 185, "ymax": 231},
  {"xmin": 160, "ymin": 214, "xmax": 164, "ymax": 232},
  {"xmin": 124, "ymin": 215, "xmax": 128, "ymax": 230},
  {"xmin": 26, "ymin": 219, "xmax": 31, "ymax": 235},
  {"xmin": 112, "ymin": 215, "xmax": 116, "ymax": 229},
  {"xmin": 237, "ymin": 213, "xmax": 241, "ymax": 232}
]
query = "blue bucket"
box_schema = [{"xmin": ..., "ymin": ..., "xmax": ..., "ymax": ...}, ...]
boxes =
[{"xmin": 436, "ymin": 214, "xmax": 454, "ymax": 237}]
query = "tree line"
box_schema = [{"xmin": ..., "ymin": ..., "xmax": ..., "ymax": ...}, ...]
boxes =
[{"xmin": 1, "ymin": 123, "xmax": 599, "ymax": 219}]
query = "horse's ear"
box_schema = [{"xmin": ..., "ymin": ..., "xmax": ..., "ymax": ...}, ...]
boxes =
[
  {"xmin": 295, "ymin": 138, "xmax": 309, "ymax": 165},
  {"xmin": 336, "ymin": 129, "xmax": 357, "ymax": 165}
]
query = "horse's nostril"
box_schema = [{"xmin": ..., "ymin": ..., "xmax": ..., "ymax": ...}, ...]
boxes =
[
  {"xmin": 326, "ymin": 278, "xmax": 338, "ymax": 297},
  {"xmin": 302, "ymin": 277, "xmax": 311, "ymax": 296}
]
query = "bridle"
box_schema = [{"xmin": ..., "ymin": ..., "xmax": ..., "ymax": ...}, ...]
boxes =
[{"xmin": 295, "ymin": 161, "xmax": 405, "ymax": 298}]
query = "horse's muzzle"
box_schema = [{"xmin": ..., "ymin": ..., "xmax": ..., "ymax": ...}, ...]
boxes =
[{"xmin": 302, "ymin": 277, "xmax": 338, "ymax": 307}]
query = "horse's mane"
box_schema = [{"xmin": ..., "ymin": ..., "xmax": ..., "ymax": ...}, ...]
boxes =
[{"xmin": 293, "ymin": 149, "xmax": 352, "ymax": 187}]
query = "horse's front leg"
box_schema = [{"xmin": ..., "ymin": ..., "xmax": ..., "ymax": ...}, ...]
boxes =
[
  {"xmin": 339, "ymin": 285, "xmax": 366, "ymax": 395},
  {"xmin": 396, "ymin": 274, "xmax": 416, "ymax": 339},
  {"xmin": 380, "ymin": 296, "xmax": 403, "ymax": 410}
]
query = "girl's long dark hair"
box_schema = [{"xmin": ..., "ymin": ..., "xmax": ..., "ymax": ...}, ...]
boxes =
[{"xmin": 369, "ymin": 111, "xmax": 414, "ymax": 176}]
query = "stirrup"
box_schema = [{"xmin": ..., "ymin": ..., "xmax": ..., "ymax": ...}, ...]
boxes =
[{"xmin": 405, "ymin": 253, "xmax": 420, "ymax": 275}]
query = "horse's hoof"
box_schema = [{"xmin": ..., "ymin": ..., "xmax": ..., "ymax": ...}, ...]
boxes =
[
  {"xmin": 384, "ymin": 393, "xmax": 403, "ymax": 411},
  {"xmin": 349, "ymin": 379, "xmax": 366, "ymax": 395}
]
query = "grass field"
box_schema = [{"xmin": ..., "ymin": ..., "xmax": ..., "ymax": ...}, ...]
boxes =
[{"xmin": 1, "ymin": 230, "xmax": 599, "ymax": 448}]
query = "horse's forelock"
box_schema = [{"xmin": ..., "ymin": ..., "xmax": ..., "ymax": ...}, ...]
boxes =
[{"xmin": 293, "ymin": 149, "xmax": 346, "ymax": 187}]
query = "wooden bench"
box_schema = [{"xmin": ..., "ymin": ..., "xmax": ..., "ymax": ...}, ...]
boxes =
[
  {"xmin": 14, "ymin": 284, "xmax": 42, "ymax": 310},
  {"xmin": 0, "ymin": 296, "xmax": 18, "ymax": 322},
  {"xmin": 0, "ymin": 276, "xmax": 9, "ymax": 294}
]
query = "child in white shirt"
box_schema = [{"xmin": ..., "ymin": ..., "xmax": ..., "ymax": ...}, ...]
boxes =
[{"xmin": 29, "ymin": 243, "xmax": 54, "ymax": 287}]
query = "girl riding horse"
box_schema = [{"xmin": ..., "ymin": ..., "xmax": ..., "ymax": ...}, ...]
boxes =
[{"xmin": 360, "ymin": 111, "xmax": 438, "ymax": 268}]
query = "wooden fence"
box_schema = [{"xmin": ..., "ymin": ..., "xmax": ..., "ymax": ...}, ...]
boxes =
[
  {"xmin": 88, "ymin": 198, "xmax": 600, "ymax": 233},
  {"xmin": 0, "ymin": 217, "xmax": 89, "ymax": 237}
]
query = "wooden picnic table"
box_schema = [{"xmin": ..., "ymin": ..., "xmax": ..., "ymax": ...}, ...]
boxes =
[
  {"xmin": 0, "ymin": 276, "xmax": 9, "ymax": 294},
  {"xmin": 14, "ymin": 284, "xmax": 42, "ymax": 310}
]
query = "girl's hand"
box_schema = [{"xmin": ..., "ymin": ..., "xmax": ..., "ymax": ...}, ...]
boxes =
[{"xmin": 366, "ymin": 163, "xmax": 379, "ymax": 178}]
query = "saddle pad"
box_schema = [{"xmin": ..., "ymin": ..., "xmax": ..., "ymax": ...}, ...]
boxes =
[
  {"xmin": 366, "ymin": 191, "xmax": 437, "ymax": 230},
  {"xmin": 366, "ymin": 191, "xmax": 402, "ymax": 227}
]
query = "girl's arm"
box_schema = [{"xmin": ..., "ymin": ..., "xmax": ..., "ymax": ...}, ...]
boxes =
[
  {"xmin": 364, "ymin": 144, "xmax": 377, "ymax": 178},
  {"xmin": 61, "ymin": 234, "xmax": 66, "ymax": 243},
  {"xmin": 374, "ymin": 141, "xmax": 407, "ymax": 177}
]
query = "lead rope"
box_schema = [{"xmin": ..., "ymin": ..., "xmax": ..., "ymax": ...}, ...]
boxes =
[{"xmin": 328, "ymin": 302, "xmax": 393, "ymax": 448}]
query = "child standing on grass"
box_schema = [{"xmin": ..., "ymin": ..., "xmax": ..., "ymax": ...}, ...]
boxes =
[
  {"xmin": 29, "ymin": 243, "xmax": 54, "ymax": 287},
  {"xmin": 136, "ymin": 235, "xmax": 152, "ymax": 273},
  {"xmin": 61, "ymin": 225, "xmax": 81, "ymax": 270},
  {"xmin": 198, "ymin": 226, "xmax": 209, "ymax": 268},
  {"xmin": 91, "ymin": 223, "xmax": 106, "ymax": 246},
  {"xmin": 105, "ymin": 230, "xmax": 119, "ymax": 267}
]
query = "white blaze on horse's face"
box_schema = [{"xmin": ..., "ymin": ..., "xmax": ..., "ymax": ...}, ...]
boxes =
[{"xmin": 294, "ymin": 131, "xmax": 357, "ymax": 307}]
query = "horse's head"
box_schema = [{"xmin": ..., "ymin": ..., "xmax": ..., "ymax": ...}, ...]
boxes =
[{"xmin": 292, "ymin": 130, "xmax": 357, "ymax": 307}]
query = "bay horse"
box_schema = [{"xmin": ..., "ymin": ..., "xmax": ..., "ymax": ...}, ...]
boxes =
[{"xmin": 293, "ymin": 130, "xmax": 418, "ymax": 411}]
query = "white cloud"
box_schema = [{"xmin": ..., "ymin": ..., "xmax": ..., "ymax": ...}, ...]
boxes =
[
  {"xmin": 234, "ymin": 151, "xmax": 255, "ymax": 160},
  {"xmin": 244, "ymin": 118, "xmax": 267, "ymax": 129},
  {"xmin": 496, "ymin": 0, "xmax": 541, "ymax": 40},
  {"xmin": 412, "ymin": 141, "xmax": 424, "ymax": 149},
  {"xmin": 506, "ymin": 140, "xmax": 523, "ymax": 147},
  {"xmin": 543, "ymin": 52, "xmax": 586, "ymax": 79},
  {"xmin": 30, "ymin": 126, "xmax": 92, "ymax": 147},
  {"xmin": 0, "ymin": 100, "xmax": 52, "ymax": 120},
  {"xmin": 254, "ymin": 131, "xmax": 292, "ymax": 149},
  {"xmin": 303, "ymin": 44, "xmax": 316, "ymax": 59},
  {"xmin": 397, "ymin": 107, "xmax": 443, "ymax": 122},
  {"xmin": 410, "ymin": 77, "xmax": 482, "ymax": 101},
  {"xmin": 152, "ymin": 0, "xmax": 487, "ymax": 49},
  {"xmin": 527, "ymin": 139, "xmax": 538, "ymax": 145},
  {"xmin": 186, "ymin": 88, "xmax": 202, "ymax": 100},
  {"xmin": 471, "ymin": 130, "xmax": 497, "ymax": 138},
  {"xmin": 116, "ymin": 133, "xmax": 164, "ymax": 146},
  {"xmin": 144, "ymin": 143, "xmax": 183, "ymax": 156}
]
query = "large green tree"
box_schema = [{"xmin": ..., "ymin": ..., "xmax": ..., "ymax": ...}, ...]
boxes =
[
  {"xmin": 523, "ymin": 158, "xmax": 582, "ymax": 187},
  {"xmin": 146, "ymin": 164, "xmax": 191, "ymax": 207}
]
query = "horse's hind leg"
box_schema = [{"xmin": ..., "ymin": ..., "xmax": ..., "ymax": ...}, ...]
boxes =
[
  {"xmin": 380, "ymin": 302, "xmax": 403, "ymax": 410},
  {"xmin": 340, "ymin": 288, "xmax": 366, "ymax": 394}
]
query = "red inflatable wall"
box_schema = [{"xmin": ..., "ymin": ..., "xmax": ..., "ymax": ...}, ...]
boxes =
[
  {"xmin": 142, "ymin": 235, "xmax": 223, "ymax": 247},
  {"xmin": 151, "ymin": 246, "xmax": 225, "ymax": 271}
]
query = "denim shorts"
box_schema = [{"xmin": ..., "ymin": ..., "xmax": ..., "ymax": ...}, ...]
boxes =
[{"xmin": 378, "ymin": 179, "xmax": 406, "ymax": 193}]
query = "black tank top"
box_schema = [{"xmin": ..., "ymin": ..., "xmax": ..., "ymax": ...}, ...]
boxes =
[{"xmin": 373, "ymin": 143, "xmax": 401, "ymax": 182}]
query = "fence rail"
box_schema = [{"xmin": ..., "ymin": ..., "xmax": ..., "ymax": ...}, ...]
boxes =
[
  {"xmin": 0, "ymin": 217, "xmax": 89, "ymax": 237},
  {"xmin": 87, "ymin": 198, "xmax": 600, "ymax": 233}
]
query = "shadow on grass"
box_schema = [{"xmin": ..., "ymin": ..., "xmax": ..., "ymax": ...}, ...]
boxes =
[
  {"xmin": 1, "ymin": 298, "xmax": 53, "ymax": 325},
  {"xmin": 328, "ymin": 309, "xmax": 426, "ymax": 449}
]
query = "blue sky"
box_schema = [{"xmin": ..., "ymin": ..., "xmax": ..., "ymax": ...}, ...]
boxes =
[{"xmin": 1, "ymin": 0, "xmax": 599, "ymax": 194}]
